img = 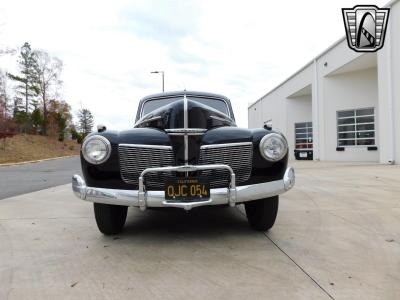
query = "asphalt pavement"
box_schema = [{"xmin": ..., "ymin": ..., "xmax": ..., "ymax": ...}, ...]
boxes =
[{"xmin": 0, "ymin": 156, "xmax": 81, "ymax": 200}]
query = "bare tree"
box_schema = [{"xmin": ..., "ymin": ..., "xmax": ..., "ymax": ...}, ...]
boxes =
[
  {"xmin": 47, "ymin": 100, "xmax": 72, "ymax": 140},
  {"xmin": 0, "ymin": 70, "xmax": 16, "ymax": 149},
  {"xmin": 0, "ymin": 70, "xmax": 11, "ymax": 118},
  {"xmin": 0, "ymin": 47, "xmax": 16, "ymax": 56},
  {"xmin": 0, "ymin": 24, "xmax": 16, "ymax": 57},
  {"xmin": 33, "ymin": 50, "xmax": 63, "ymax": 135}
]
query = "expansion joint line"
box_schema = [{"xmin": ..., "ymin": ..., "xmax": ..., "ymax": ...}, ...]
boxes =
[
  {"xmin": 262, "ymin": 232, "xmax": 335, "ymax": 300},
  {"xmin": 235, "ymin": 207, "xmax": 334, "ymax": 300}
]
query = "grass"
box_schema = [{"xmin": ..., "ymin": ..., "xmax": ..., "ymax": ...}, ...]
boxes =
[{"xmin": 0, "ymin": 134, "xmax": 80, "ymax": 164}]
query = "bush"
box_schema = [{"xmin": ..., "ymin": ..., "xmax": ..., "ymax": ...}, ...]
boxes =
[
  {"xmin": 0, "ymin": 117, "xmax": 17, "ymax": 150},
  {"xmin": 58, "ymin": 132, "xmax": 64, "ymax": 142},
  {"xmin": 14, "ymin": 111, "xmax": 31, "ymax": 133},
  {"xmin": 70, "ymin": 126, "xmax": 79, "ymax": 140},
  {"xmin": 77, "ymin": 134, "xmax": 83, "ymax": 144}
]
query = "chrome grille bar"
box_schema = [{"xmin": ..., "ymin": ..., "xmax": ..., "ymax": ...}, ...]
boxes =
[
  {"xmin": 119, "ymin": 144, "xmax": 175, "ymax": 189},
  {"xmin": 198, "ymin": 142, "xmax": 253, "ymax": 188},
  {"xmin": 183, "ymin": 94, "xmax": 189, "ymax": 164},
  {"xmin": 119, "ymin": 142, "xmax": 253, "ymax": 190}
]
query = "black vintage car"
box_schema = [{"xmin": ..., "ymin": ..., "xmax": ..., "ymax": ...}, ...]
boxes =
[{"xmin": 72, "ymin": 91, "xmax": 295, "ymax": 234}]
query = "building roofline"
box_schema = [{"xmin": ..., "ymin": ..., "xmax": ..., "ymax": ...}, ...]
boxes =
[{"xmin": 248, "ymin": 0, "xmax": 399, "ymax": 109}]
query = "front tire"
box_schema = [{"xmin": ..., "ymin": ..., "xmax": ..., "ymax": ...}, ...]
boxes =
[
  {"xmin": 94, "ymin": 203, "xmax": 128, "ymax": 235},
  {"xmin": 245, "ymin": 196, "xmax": 279, "ymax": 231}
]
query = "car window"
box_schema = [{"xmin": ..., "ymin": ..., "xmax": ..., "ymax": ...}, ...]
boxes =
[{"xmin": 142, "ymin": 97, "xmax": 229, "ymax": 117}]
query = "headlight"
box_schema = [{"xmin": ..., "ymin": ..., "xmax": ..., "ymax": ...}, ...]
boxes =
[
  {"xmin": 81, "ymin": 135, "xmax": 111, "ymax": 164},
  {"xmin": 259, "ymin": 133, "xmax": 288, "ymax": 161}
]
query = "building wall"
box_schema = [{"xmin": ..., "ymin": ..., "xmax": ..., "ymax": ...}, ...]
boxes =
[
  {"xmin": 248, "ymin": 65, "xmax": 313, "ymax": 134},
  {"xmin": 377, "ymin": 42, "xmax": 392, "ymax": 163},
  {"xmin": 391, "ymin": 0, "xmax": 400, "ymax": 164},
  {"xmin": 390, "ymin": 1, "xmax": 400, "ymax": 164},
  {"xmin": 286, "ymin": 95, "xmax": 312, "ymax": 159},
  {"xmin": 248, "ymin": 101, "xmax": 263, "ymax": 129},
  {"xmin": 322, "ymin": 68, "xmax": 379, "ymax": 162},
  {"xmin": 248, "ymin": 92, "xmax": 287, "ymax": 132},
  {"xmin": 377, "ymin": 0, "xmax": 400, "ymax": 164},
  {"xmin": 260, "ymin": 91, "xmax": 287, "ymax": 133},
  {"xmin": 249, "ymin": 0, "xmax": 399, "ymax": 164},
  {"xmin": 313, "ymin": 39, "xmax": 363, "ymax": 161}
]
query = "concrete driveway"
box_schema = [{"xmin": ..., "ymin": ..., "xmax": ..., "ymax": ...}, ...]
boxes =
[{"xmin": 0, "ymin": 161, "xmax": 399, "ymax": 299}]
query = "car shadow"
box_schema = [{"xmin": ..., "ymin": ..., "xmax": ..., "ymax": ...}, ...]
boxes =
[{"xmin": 117, "ymin": 205, "xmax": 253, "ymax": 240}]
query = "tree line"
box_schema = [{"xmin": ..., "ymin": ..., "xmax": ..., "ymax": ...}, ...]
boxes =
[{"xmin": 0, "ymin": 42, "xmax": 94, "ymax": 143}]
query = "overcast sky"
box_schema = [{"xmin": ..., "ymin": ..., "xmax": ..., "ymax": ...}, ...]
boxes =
[{"xmin": 0, "ymin": 0, "xmax": 388, "ymax": 129}]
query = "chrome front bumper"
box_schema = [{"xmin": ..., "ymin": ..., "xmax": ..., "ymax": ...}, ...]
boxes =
[{"xmin": 72, "ymin": 165, "xmax": 295, "ymax": 211}]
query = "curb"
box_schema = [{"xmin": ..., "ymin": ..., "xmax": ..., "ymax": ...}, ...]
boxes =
[{"xmin": 0, "ymin": 155, "xmax": 79, "ymax": 167}]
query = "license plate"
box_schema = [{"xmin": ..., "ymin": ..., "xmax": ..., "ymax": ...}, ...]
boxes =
[
  {"xmin": 299, "ymin": 152, "xmax": 307, "ymax": 158},
  {"xmin": 165, "ymin": 178, "xmax": 210, "ymax": 201}
]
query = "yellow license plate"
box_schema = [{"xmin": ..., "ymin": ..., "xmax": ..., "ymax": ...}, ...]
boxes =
[{"xmin": 165, "ymin": 178, "xmax": 210, "ymax": 201}]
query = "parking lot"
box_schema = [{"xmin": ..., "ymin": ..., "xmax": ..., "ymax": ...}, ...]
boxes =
[{"xmin": 0, "ymin": 161, "xmax": 399, "ymax": 300}]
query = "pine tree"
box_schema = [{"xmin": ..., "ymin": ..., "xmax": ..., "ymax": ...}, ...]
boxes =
[
  {"xmin": 77, "ymin": 108, "xmax": 94, "ymax": 138},
  {"xmin": 30, "ymin": 108, "xmax": 43, "ymax": 134},
  {"xmin": 7, "ymin": 42, "xmax": 38, "ymax": 113}
]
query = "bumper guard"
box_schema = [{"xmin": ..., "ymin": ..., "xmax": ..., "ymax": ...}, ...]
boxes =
[{"xmin": 72, "ymin": 165, "xmax": 295, "ymax": 211}]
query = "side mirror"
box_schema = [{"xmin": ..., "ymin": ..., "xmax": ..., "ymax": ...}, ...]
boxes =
[
  {"xmin": 97, "ymin": 124, "xmax": 107, "ymax": 133},
  {"xmin": 263, "ymin": 121, "xmax": 272, "ymax": 130}
]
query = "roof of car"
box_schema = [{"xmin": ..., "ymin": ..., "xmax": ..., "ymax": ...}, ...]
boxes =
[
  {"xmin": 140, "ymin": 90, "xmax": 231, "ymax": 102},
  {"xmin": 135, "ymin": 90, "xmax": 235, "ymax": 122}
]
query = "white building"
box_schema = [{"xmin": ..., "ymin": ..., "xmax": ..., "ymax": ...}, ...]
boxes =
[{"xmin": 248, "ymin": 0, "xmax": 399, "ymax": 164}]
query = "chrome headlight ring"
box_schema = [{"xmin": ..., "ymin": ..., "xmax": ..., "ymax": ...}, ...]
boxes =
[
  {"xmin": 81, "ymin": 135, "xmax": 112, "ymax": 165},
  {"xmin": 259, "ymin": 133, "xmax": 288, "ymax": 162}
]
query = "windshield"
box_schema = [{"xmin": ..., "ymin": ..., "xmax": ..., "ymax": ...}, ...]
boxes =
[{"xmin": 141, "ymin": 97, "xmax": 230, "ymax": 117}]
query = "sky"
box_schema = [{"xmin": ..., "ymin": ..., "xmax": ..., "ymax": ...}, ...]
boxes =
[{"xmin": 0, "ymin": 0, "xmax": 388, "ymax": 129}]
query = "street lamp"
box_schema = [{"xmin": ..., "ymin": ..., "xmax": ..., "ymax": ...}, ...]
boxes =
[{"xmin": 151, "ymin": 71, "xmax": 164, "ymax": 92}]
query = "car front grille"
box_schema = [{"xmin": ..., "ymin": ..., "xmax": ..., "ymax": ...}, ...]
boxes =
[
  {"xmin": 119, "ymin": 144, "xmax": 175, "ymax": 189},
  {"xmin": 198, "ymin": 142, "xmax": 253, "ymax": 188},
  {"xmin": 119, "ymin": 142, "xmax": 253, "ymax": 190}
]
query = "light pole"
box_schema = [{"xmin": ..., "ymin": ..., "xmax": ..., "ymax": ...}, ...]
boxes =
[{"xmin": 151, "ymin": 71, "xmax": 164, "ymax": 92}]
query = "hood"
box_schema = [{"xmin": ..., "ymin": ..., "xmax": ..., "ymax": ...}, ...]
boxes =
[{"xmin": 134, "ymin": 98, "xmax": 236, "ymax": 130}]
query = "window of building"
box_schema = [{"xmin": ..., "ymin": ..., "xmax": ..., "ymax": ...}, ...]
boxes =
[
  {"xmin": 337, "ymin": 108, "xmax": 375, "ymax": 147},
  {"xmin": 295, "ymin": 122, "xmax": 313, "ymax": 150}
]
